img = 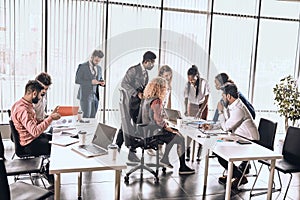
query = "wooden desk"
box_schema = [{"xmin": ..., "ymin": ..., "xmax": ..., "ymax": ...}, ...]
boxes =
[
  {"xmin": 181, "ymin": 125, "xmax": 282, "ymax": 200},
  {"xmin": 49, "ymin": 120, "xmax": 127, "ymax": 200}
]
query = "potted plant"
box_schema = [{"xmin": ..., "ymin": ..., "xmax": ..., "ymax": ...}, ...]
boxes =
[{"xmin": 273, "ymin": 75, "xmax": 300, "ymax": 131}]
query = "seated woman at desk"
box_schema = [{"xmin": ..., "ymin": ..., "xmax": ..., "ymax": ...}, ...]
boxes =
[
  {"xmin": 203, "ymin": 83, "xmax": 259, "ymax": 188},
  {"xmin": 141, "ymin": 77, "xmax": 195, "ymax": 175}
]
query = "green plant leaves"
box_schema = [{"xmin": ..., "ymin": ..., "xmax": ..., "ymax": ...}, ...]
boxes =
[{"xmin": 273, "ymin": 75, "xmax": 300, "ymax": 124}]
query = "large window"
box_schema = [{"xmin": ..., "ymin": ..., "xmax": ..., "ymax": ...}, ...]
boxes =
[
  {"xmin": 1, "ymin": 0, "xmax": 300, "ymax": 132},
  {"xmin": 0, "ymin": 0, "xmax": 44, "ymax": 122}
]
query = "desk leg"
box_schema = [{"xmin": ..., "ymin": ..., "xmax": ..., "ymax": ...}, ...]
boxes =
[
  {"xmin": 115, "ymin": 170, "xmax": 121, "ymax": 200},
  {"xmin": 192, "ymin": 140, "xmax": 196, "ymax": 162},
  {"xmin": 267, "ymin": 159, "xmax": 275, "ymax": 200},
  {"xmin": 78, "ymin": 172, "xmax": 82, "ymax": 198},
  {"xmin": 203, "ymin": 149, "xmax": 210, "ymax": 195},
  {"xmin": 225, "ymin": 161, "xmax": 233, "ymax": 200},
  {"xmin": 54, "ymin": 173, "xmax": 61, "ymax": 200}
]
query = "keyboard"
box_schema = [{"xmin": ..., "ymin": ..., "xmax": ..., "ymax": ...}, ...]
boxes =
[{"xmin": 82, "ymin": 145, "xmax": 107, "ymax": 154}]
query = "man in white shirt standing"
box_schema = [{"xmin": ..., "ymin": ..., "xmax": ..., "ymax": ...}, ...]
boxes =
[{"xmin": 205, "ymin": 83, "xmax": 259, "ymax": 189}]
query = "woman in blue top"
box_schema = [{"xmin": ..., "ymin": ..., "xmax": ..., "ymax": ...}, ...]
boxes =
[{"xmin": 213, "ymin": 73, "xmax": 255, "ymax": 122}]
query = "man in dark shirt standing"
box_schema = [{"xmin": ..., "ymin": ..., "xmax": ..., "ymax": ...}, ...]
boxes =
[
  {"xmin": 75, "ymin": 50, "xmax": 106, "ymax": 118},
  {"xmin": 116, "ymin": 51, "xmax": 156, "ymax": 162}
]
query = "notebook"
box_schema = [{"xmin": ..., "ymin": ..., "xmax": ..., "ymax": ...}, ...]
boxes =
[
  {"xmin": 72, "ymin": 123, "xmax": 117, "ymax": 158},
  {"xmin": 58, "ymin": 106, "xmax": 79, "ymax": 116},
  {"xmin": 49, "ymin": 137, "xmax": 79, "ymax": 147},
  {"xmin": 199, "ymin": 128, "xmax": 227, "ymax": 135}
]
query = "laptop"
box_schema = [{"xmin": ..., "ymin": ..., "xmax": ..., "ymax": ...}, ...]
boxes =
[
  {"xmin": 72, "ymin": 123, "xmax": 117, "ymax": 158},
  {"xmin": 164, "ymin": 108, "xmax": 182, "ymax": 124}
]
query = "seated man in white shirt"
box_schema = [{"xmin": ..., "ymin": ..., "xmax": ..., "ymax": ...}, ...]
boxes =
[{"xmin": 204, "ymin": 83, "xmax": 259, "ymax": 189}]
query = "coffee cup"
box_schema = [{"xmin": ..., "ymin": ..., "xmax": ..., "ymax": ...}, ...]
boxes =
[
  {"xmin": 177, "ymin": 118, "xmax": 183, "ymax": 129},
  {"xmin": 107, "ymin": 144, "xmax": 118, "ymax": 160},
  {"xmin": 77, "ymin": 111, "xmax": 83, "ymax": 121},
  {"xmin": 78, "ymin": 131, "xmax": 87, "ymax": 146}
]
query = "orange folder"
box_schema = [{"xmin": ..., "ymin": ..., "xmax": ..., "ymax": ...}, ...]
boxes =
[{"xmin": 57, "ymin": 106, "xmax": 79, "ymax": 116}]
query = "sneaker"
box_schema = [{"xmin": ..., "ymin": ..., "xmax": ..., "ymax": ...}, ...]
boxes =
[
  {"xmin": 147, "ymin": 149, "xmax": 156, "ymax": 156},
  {"xmin": 160, "ymin": 158, "xmax": 174, "ymax": 169},
  {"xmin": 231, "ymin": 176, "xmax": 248, "ymax": 189},
  {"xmin": 179, "ymin": 166, "xmax": 195, "ymax": 175},
  {"xmin": 128, "ymin": 151, "xmax": 140, "ymax": 163}
]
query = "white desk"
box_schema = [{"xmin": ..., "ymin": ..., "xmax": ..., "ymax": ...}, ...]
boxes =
[
  {"xmin": 49, "ymin": 120, "xmax": 127, "ymax": 200},
  {"xmin": 181, "ymin": 125, "xmax": 282, "ymax": 200}
]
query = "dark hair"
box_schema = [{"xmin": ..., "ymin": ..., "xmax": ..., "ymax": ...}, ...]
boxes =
[
  {"xmin": 187, "ymin": 65, "xmax": 200, "ymax": 97},
  {"xmin": 25, "ymin": 80, "xmax": 44, "ymax": 94},
  {"xmin": 215, "ymin": 73, "xmax": 234, "ymax": 86},
  {"xmin": 221, "ymin": 83, "xmax": 239, "ymax": 99},
  {"xmin": 143, "ymin": 51, "xmax": 156, "ymax": 63},
  {"xmin": 92, "ymin": 50, "xmax": 104, "ymax": 58},
  {"xmin": 158, "ymin": 65, "xmax": 172, "ymax": 77},
  {"xmin": 36, "ymin": 72, "xmax": 52, "ymax": 86},
  {"xmin": 187, "ymin": 65, "xmax": 199, "ymax": 76}
]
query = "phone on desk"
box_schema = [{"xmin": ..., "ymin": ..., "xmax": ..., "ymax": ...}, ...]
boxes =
[{"xmin": 236, "ymin": 139, "xmax": 252, "ymax": 145}]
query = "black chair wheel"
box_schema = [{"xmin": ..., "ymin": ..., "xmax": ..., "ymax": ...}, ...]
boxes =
[
  {"xmin": 162, "ymin": 167, "xmax": 166, "ymax": 174},
  {"xmin": 124, "ymin": 176, "xmax": 129, "ymax": 183},
  {"xmin": 196, "ymin": 158, "xmax": 201, "ymax": 162}
]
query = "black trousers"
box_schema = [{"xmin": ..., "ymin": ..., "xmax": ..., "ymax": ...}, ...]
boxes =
[
  {"xmin": 24, "ymin": 133, "xmax": 52, "ymax": 157},
  {"xmin": 216, "ymin": 155, "xmax": 243, "ymax": 179},
  {"xmin": 116, "ymin": 127, "xmax": 124, "ymax": 148}
]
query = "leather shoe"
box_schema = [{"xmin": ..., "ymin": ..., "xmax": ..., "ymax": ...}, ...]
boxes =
[
  {"xmin": 218, "ymin": 175, "xmax": 227, "ymax": 185},
  {"xmin": 231, "ymin": 176, "xmax": 248, "ymax": 189},
  {"xmin": 179, "ymin": 166, "xmax": 195, "ymax": 175},
  {"xmin": 128, "ymin": 151, "xmax": 140, "ymax": 163}
]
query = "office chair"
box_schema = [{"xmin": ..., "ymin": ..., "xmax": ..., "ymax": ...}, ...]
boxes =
[
  {"xmin": 250, "ymin": 126, "xmax": 300, "ymax": 199},
  {"xmin": 0, "ymin": 158, "xmax": 53, "ymax": 200},
  {"xmin": 119, "ymin": 87, "xmax": 166, "ymax": 184},
  {"xmin": 236, "ymin": 118, "xmax": 277, "ymax": 189},
  {"xmin": 8, "ymin": 120, "xmax": 49, "ymax": 186},
  {"xmin": 9, "ymin": 120, "xmax": 34, "ymax": 159},
  {"xmin": 1, "ymin": 131, "xmax": 46, "ymax": 187}
]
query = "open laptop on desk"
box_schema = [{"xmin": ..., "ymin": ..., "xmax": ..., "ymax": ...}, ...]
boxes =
[
  {"xmin": 164, "ymin": 108, "xmax": 182, "ymax": 125},
  {"xmin": 72, "ymin": 123, "xmax": 117, "ymax": 158}
]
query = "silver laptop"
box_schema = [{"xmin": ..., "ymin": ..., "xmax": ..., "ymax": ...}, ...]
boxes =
[
  {"xmin": 72, "ymin": 123, "xmax": 117, "ymax": 157},
  {"xmin": 164, "ymin": 108, "xmax": 182, "ymax": 124}
]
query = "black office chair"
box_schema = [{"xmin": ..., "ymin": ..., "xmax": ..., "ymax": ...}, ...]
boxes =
[
  {"xmin": 250, "ymin": 126, "xmax": 300, "ymax": 199},
  {"xmin": 119, "ymin": 87, "xmax": 166, "ymax": 184},
  {"xmin": 237, "ymin": 118, "xmax": 277, "ymax": 188},
  {"xmin": 0, "ymin": 158, "xmax": 53, "ymax": 200},
  {"xmin": 9, "ymin": 120, "xmax": 34, "ymax": 159},
  {"xmin": 1, "ymin": 131, "xmax": 46, "ymax": 187},
  {"xmin": 238, "ymin": 118, "xmax": 277, "ymax": 178}
]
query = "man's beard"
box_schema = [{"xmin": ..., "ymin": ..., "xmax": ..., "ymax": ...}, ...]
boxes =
[{"xmin": 32, "ymin": 96, "xmax": 40, "ymax": 104}]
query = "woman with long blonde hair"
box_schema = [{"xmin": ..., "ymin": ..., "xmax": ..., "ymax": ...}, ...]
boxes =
[{"xmin": 141, "ymin": 77, "xmax": 195, "ymax": 175}]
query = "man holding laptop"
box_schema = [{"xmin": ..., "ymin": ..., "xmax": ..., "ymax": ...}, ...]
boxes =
[{"xmin": 203, "ymin": 83, "xmax": 259, "ymax": 188}]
